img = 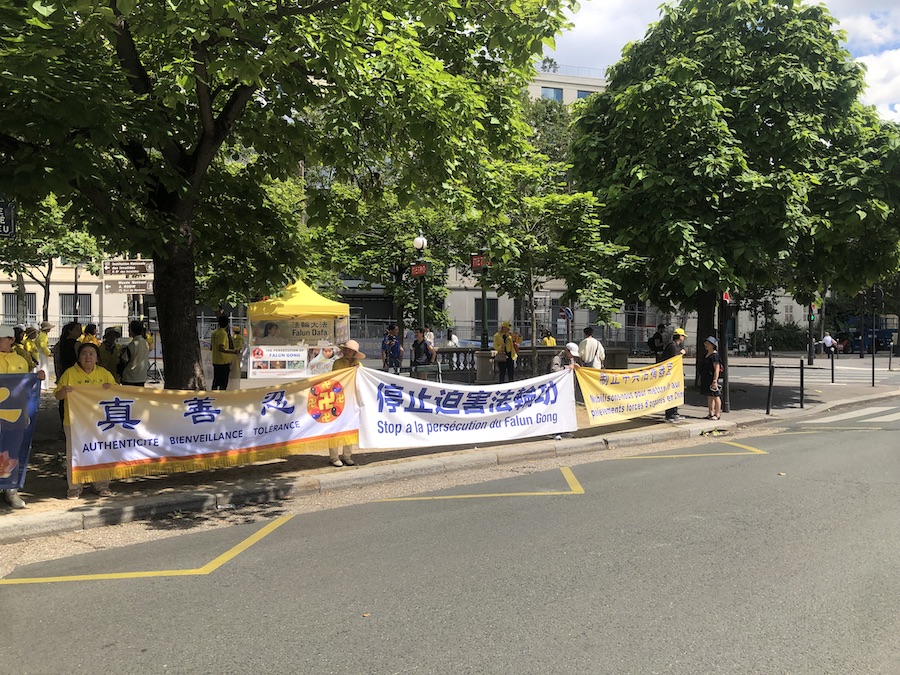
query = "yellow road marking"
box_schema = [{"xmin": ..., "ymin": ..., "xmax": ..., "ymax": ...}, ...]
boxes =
[
  {"xmin": 615, "ymin": 440, "xmax": 767, "ymax": 459},
  {"xmin": 0, "ymin": 514, "xmax": 294, "ymax": 586},
  {"xmin": 378, "ymin": 467, "xmax": 585, "ymax": 502}
]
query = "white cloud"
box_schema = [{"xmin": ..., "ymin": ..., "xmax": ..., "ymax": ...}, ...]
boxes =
[
  {"xmin": 549, "ymin": 0, "xmax": 900, "ymax": 121},
  {"xmin": 859, "ymin": 49, "xmax": 900, "ymax": 122}
]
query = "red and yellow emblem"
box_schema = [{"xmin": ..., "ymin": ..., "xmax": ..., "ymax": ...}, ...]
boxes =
[{"xmin": 307, "ymin": 379, "xmax": 345, "ymax": 424}]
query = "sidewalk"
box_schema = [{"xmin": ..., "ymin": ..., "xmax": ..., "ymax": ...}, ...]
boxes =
[{"xmin": 2, "ymin": 364, "xmax": 898, "ymax": 545}]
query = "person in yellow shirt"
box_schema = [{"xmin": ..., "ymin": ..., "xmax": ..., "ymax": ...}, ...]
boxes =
[
  {"xmin": 211, "ymin": 316, "xmax": 238, "ymax": 390},
  {"xmin": 492, "ymin": 321, "xmax": 521, "ymax": 384},
  {"xmin": 54, "ymin": 341, "xmax": 117, "ymax": 499},
  {"xmin": 36, "ymin": 321, "xmax": 53, "ymax": 390},
  {"xmin": 12, "ymin": 326, "xmax": 37, "ymax": 370},
  {"xmin": 540, "ymin": 328, "xmax": 557, "ymax": 347},
  {"xmin": 0, "ymin": 325, "xmax": 46, "ymax": 509},
  {"xmin": 78, "ymin": 323, "xmax": 102, "ymax": 346},
  {"xmin": 23, "ymin": 326, "xmax": 40, "ymax": 365}
]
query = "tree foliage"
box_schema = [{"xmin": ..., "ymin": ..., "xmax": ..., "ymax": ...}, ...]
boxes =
[
  {"xmin": 571, "ymin": 0, "xmax": 900, "ymax": 346},
  {"xmin": 0, "ymin": 196, "xmax": 108, "ymax": 321},
  {"xmin": 0, "ymin": 0, "xmax": 573, "ymax": 387}
]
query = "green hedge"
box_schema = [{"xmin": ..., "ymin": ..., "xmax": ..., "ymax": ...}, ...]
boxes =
[{"xmin": 748, "ymin": 320, "xmax": 809, "ymax": 351}]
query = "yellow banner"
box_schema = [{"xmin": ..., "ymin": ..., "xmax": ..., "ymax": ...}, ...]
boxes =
[{"xmin": 575, "ymin": 356, "xmax": 684, "ymax": 426}]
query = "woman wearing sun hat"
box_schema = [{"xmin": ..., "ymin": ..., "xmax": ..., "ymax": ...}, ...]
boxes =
[{"xmin": 328, "ymin": 339, "xmax": 366, "ymax": 467}]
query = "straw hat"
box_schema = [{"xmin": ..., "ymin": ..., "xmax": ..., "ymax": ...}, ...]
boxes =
[
  {"xmin": 340, "ymin": 339, "xmax": 366, "ymax": 359},
  {"xmin": 40, "ymin": 321, "xmax": 54, "ymax": 331}
]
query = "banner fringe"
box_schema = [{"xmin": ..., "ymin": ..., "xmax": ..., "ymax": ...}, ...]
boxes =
[{"xmin": 73, "ymin": 432, "xmax": 358, "ymax": 484}]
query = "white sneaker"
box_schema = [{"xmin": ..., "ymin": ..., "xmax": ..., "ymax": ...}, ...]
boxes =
[
  {"xmin": 330, "ymin": 458, "xmax": 344, "ymax": 467},
  {"xmin": 5, "ymin": 489, "xmax": 25, "ymax": 509}
]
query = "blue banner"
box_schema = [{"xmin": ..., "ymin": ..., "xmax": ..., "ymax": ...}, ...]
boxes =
[{"xmin": 0, "ymin": 374, "xmax": 41, "ymax": 490}]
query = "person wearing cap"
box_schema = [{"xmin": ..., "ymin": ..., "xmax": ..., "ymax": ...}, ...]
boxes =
[
  {"xmin": 0, "ymin": 325, "xmax": 46, "ymax": 509},
  {"xmin": 662, "ymin": 328, "xmax": 687, "ymax": 422},
  {"xmin": 329, "ymin": 340, "xmax": 366, "ymax": 467},
  {"xmin": 36, "ymin": 321, "xmax": 53, "ymax": 390},
  {"xmin": 493, "ymin": 321, "xmax": 521, "ymax": 384},
  {"xmin": 702, "ymin": 336, "xmax": 723, "ymax": 420},
  {"xmin": 54, "ymin": 341, "xmax": 117, "ymax": 499},
  {"xmin": 549, "ymin": 342, "xmax": 580, "ymax": 372}
]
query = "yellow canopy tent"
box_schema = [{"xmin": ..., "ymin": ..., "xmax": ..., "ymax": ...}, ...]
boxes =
[
  {"xmin": 246, "ymin": 280, "xmax": 350, "ymax": 378},
  {"xmin": 247, "ymin": 280, "xmax": 350, "ymax": 320}
]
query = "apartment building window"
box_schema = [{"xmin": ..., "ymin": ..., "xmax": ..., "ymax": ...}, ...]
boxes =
[
  {"xmin": 59, "ymin": 294, "xmax": 92, "ymax": 325},
  {"xmin": 540, "ymin": 87, "xmax": 563, "ymax": 102},
  {"xmin": 576, "ymin": 90, "xmax": 594, "ymax": 99},
  {"xmin": 2, "ymin": 293, "xmax": 37, "ymax": 325},
  {"xmin": 783, "ymin": 305, "xmax": 794, "ymax": 324}
]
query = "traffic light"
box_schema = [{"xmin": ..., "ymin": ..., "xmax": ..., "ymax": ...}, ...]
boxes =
[{"xmin": 808, "ymin": 304, "xmax": 816, "ymax": 322}]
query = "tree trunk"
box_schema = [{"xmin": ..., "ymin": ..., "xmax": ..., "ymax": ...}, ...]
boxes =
[
  {"xmin": 694, "ymin": 289, "xmax": 717, "ymax": 386},
  {"xmin": 14, "ymin": 272, "xmax": 26, "ymax": 324},
  {"xmin": 41, "ymin": 260, "xmax": 52, "ymax": 322},
  {"xmin": 154, "ymin": 241, "xmax": 205, "ymax": 390}
]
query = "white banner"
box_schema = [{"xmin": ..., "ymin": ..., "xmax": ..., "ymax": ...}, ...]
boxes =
[
  {"xmin": 67, "ymin": 370, "xmax": 359, "ymax": 483},
  {"xmin": 356, "ymin": 368, "xmax": 577, "ymax": 449}
]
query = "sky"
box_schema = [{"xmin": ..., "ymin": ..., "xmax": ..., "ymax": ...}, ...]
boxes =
[{"xmin": 548, "ymin": 0, "xmax": 900, "ymax": 121}]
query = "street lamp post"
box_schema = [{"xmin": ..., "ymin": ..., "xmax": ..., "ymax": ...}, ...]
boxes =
[{"xmin": 413, "ymin": 235, "xmax": 427, "ymax": 329}]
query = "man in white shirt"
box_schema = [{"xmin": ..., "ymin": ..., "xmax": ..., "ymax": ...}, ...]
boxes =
[{"xmin": 579, "ymin": 326, "xmax": 605, "ymax": 369}]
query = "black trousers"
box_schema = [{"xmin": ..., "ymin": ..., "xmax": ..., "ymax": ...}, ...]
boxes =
[{"xmin": 212, "ymin": 363, "xmax": 230, "ymax": 390}]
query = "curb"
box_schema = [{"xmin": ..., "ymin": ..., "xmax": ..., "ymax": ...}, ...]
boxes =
[{"xmin": 2, "ymin": 388, "xmax": 898, "ymax": 546}]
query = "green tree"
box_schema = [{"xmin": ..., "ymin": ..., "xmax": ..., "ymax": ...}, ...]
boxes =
[
  {"xmin": 523, "ymin": 97, "xmax": 573, "ymax": 165},
  {"xmin": 466, "ymin": 156, "xmax": 625, "ymax": 373},
  {"xmin": 572, "ymin": 0, "xmax": 900, "ymax": 354},
  {"xmin": 0, "ymin": 1, "xmax": 573, "ymax": 388},
  {"xmin": 0, "ymin": 196, "xmax": 107, "ymax": 322},
  {"xmin": 309, "ymin": 184, "xmax": 457, "ymax": 334}
]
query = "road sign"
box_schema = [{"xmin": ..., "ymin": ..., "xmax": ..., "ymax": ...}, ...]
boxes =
[
  {"xmin": 722, "ymin": 291, "xmax": 731, "ymax": 302},
  {"xmin": 0, "ymin": 199, "xmax": 15, "ymax": 238},
  {"xmin": 558, "ymin": 308, "xmax": 566, "ymax": 319},
  {"xmin": 563, "ymin": 307, "xmax": 574, "ymax": 321},
  {"xmin": 103, "ymin": 279, "xmax": 153, "ymax": 294},
  {"xmin": 470, "ymin": 254, "xmax": 491, "ymax": 270},
  {"xmin": 102, "ymin": 259, "xmax": 155, "ymax": 276},
  {"xmin": 410, "ymin": 262, "xmax": 431, "ymax": 277}
]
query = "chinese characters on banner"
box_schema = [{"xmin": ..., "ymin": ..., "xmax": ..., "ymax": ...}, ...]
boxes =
[
  {"xmin": 0, "ymin": 374, "xmax": 41, "ymax": 490},
  {"xmin": 355, "ymin": 368, "xmax": 577, "ymax": 449},
  {"xmin": 575, "ymin": 356, "xmax": 685, "ymax": 426},
  {"xmin": 249, "ymin": 319, "xmax": 345, "ymax": 379},
  {"xmin": 66, "ymin": 369, "xmax": 359, "ymax": 484}
]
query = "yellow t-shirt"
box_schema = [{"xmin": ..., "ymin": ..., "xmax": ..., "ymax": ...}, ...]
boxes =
[
  {"xmin": 35, "ymin": 332, "xmax": 51, "ymax": 357},
  {"xmin": 55, "ymin": 364, "xmax": 117, "ymax": 425},
  {"xmin": 541, "ymin": 336, "xmax": 557, "ymax": 347},
  {"xmin": 211, "ymin": 327, "xmax": 231, "ymax": 365},
  {"xmin": 0, "ymin": 351, "xmax": 31, "ymax": 374}
]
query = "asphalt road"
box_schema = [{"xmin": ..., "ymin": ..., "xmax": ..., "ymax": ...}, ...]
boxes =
[{"xmin": 3, "ymin": 403, "xmax": 900, "ymax": 674}]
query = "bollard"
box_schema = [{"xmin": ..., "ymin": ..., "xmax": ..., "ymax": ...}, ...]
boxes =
[
  {"xmin": 799, "ymin": 359, "xmax": 804, "ymax": 409},
  {"xmin": 890, "ymin": 342, "xmax": 893, "ymax": 372},
  {"xmin": 831, "ymin": 352, "xmax": 835, "ymax": 384},
  {"xmin": 766, "ymin": 361, "xmax": 775, "ymax": 415}
]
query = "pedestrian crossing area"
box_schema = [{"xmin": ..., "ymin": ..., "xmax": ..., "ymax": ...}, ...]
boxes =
[
  {"xmin": 721, "ymin": 365, "xmax": 900, "ymax": 387},
  {"xmin": 802, "ymin": 406, "xmax": 900, "ymax": 425}
]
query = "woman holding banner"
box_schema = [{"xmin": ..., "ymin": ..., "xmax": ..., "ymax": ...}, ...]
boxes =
[
  {"xmin": 328, "ymin": 340, "xmax": 365, "ymax": 467},
  {"xmin": 55, "ymin": 342, "xmax": 117, "ymax": 499}
]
